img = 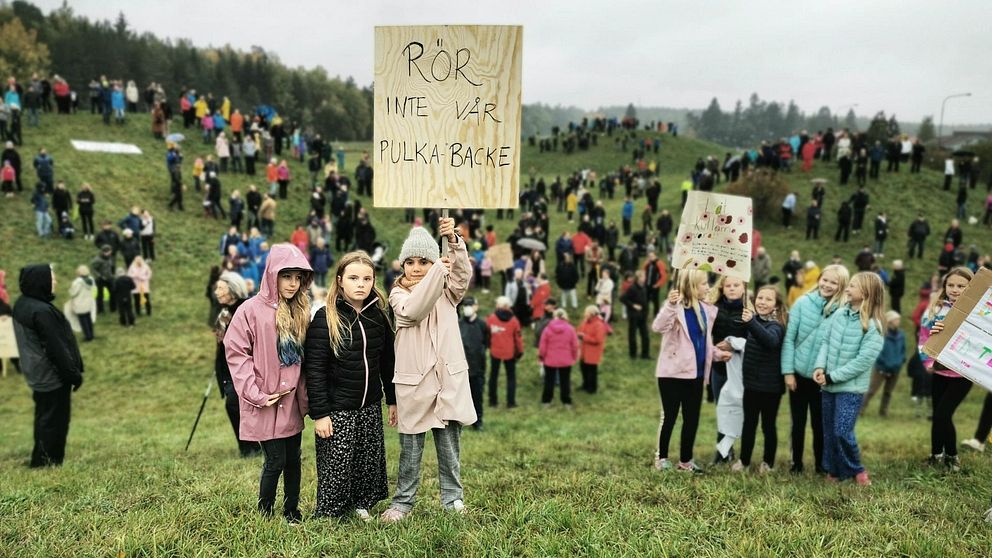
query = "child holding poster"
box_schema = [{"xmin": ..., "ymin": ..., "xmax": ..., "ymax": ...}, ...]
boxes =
[
  {"xmin": 653, "ymin": 270, "xmax": 728, "ymax": 474},
  {"xmin": 918, "ymin": 266, "xmax": 974, "ymax": 471},
  {"xmin": 813, "ymin": 272, "xmax": 885, "ymax": 485},
  {"xmin": 781, "ymin": 264, "xmax": 849, "ymax": 474}
]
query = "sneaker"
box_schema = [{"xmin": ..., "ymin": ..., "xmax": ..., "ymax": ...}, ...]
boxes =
[
  {"xmin": 789, "ymin": 463, "xmax": 804, "ymax": 475},
  {"xmin": 655, "ymin": 457, "xmax": 672, "ymax": 471},
  {"xmin": 855, "ymin": 471, "xmax": 871, "ymax": 486},
  {"xmin": 380, "ymin": 507, "xmax": 408, "ymax": 523},
  {"xmin": 925, "ymin": 454, "xmax": 944, "ymax": 467},
  {"xmin": 730, "ymin": 460, "xmax": 745, "ymax": 472},
  {"xmin": 758, "ymin": 462, "xmax": 773, "ymax": 474},
  {"xmin": 945, "ymin": 454, "xmax": 962, "ymax": 472},
  {"xmin": 962, "ymin": 438, "xmax": 986, "ymax": 452},
  {"xmin": 355, "ymin": 509, "xmax": 372, "ymax": 522},
  {"xmin": 284, "ymin": 509, "xmax": 303, "ymax": 524},
  {"xmin": 677, "ymin": 461, "xmax": 705, "ymax": 475},
  {"xmin": 450, "ymin": 499, "xmax": 467, "ymax": 515}
]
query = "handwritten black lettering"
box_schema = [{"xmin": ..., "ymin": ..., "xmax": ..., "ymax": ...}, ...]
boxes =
[
  {"xmin": 498, "ymin": 146, "xmax": 511, "ymax": 167},
  {"xmin": 455, "ymin": 48, "xmax": 483, "ymax": 86}
]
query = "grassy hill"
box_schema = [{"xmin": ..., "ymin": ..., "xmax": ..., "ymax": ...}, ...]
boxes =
[{"xmin": 1, "ymin": 113, "xmax": 991, "ymax": 556}]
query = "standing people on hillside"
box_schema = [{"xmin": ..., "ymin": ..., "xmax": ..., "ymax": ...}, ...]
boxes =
[
  {"xmin": 814, "ymin": 272, "xmax": 886, "ymax": 485},
  {"xmin": 1, "ymin": 159, "xmax": 15, "ymax": 198},
  {"xmin": 381, "ymin": 221, "xmax": 476, "ymax": 522},
  {"xmin": 860, "ymin": 311, "xmax": 906, "ymax": 417},
  {"xmin": 781, "ymin": 191, "xmax": 796, "ymax": 229},
  {"xmin": 211, "ymin": 272, "xmax": 260, "ymax": 458},
  {"xmin": 849, "ymin": 186, "xmax": 869, "ymax": 235},
  {"xmin": 127, "ymin": 256, "xmax": 152, "ymax": 317},
  {"xmin": 459, "ymin": 296, "xmax": 489, "ymax": 431},
  {"xmin": 68, "ymin": 265, "xmax": 96, "ymax": 342},
  {"xmin": 555, "ymin": 254, "xmax": 579, "ymax": 310},
  {"xmin": 76, "ymin": 183, "xmax": 95, "ymax": 240},
  {"xmin": 577, "ymin": 305, "xmax": 610, "ymax": 394},
  {"xmin": 2, "ymin": 141, "xmax": 23, "ymax": 192},
  {"xmin": 12, "ymin": 264, "xmax": 84, "ymax": 467},
  {"xmin": 30, "ymin": 185, "xmax": 51, "ymax": 238},
  {"xmin": 33, "ymin": 148, "xmax": 54, "ymax": 193},
  {"xmin": 112, "ymin": 268, "xmax": 136, "ymax": 327},
  {"xmin": 620, "ymin": 270, "xmax": 650, "ymax": 360},
  {"xmin": 919, "ymin": 267, "xmax": 974, "ymax": 472},
  {"xmin": 907, "ymin": 213, "xmax": 930, "ymax": 259},
  {"xmin": 487, "ymin": 296, "xmax": 523, "ymax": 409},
  {"xmin": 781, "ymin": 264, "xmax": 849, "ymax": 473},
  {"xmin": 709, "ymin": 276, "xmax": 748, "ymax": 464},
  {"xmin": 652, "ymin": 270, "xmax": 727, "ymax": 474},
  {"xmin": 643, "ymin": 250, "xmax": 668, "ymax": 317},
  {"xmin": 304, "ymin": 251, "xmax": 395, "ymax": 520},
  {"xmin": 224, "ymin": 244, "xmax": 313, "ymax": 522},
  {"xmin": 538, "ymin": 308, "xmax": 578, "ymax": 408},
  {"xmin": 90, "ymin": 245, "xmax": 115, "ymax": 314}
]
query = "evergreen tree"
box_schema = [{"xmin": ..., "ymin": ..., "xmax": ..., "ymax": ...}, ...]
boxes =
[
  {"xmin": 624, "ymin": 102, "xmax": 637, "ymax": 120},
  {"xmin": 887, "ymin": 114, "xmax": 901, "ymax": 138},
  {"xmin": 866, "ymin": 111, "xmax": 889, "ymax": 144},
  {"xmin": 918, "ymin": 116, "xmax": 936, "ymax": 142},
  {"xmin": 844, "ymin": 109, "xmax": 858, "ymax": 132}
]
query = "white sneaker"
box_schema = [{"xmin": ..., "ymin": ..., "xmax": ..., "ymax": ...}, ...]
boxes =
[
  {"xmin": 655, "ymin": 457, "xmax": 672, "ymax": 471},
  {"xmin": 962, "ymin": 438, "xmax": 986, "ymax": 452},
  {"xmin": 731, "ymin": 460, "xmax": 745, "ymax": 472},
  {"xmin": 450, "ymin": 499, "xmax": 467, "ymax": 514},
  {"xmin": 355, "ymin": 508, "xmax": 372, "ymax": 522},
  {"xmin": 758, "ymin": 462, "xmax": 774, "ymax": 474}
]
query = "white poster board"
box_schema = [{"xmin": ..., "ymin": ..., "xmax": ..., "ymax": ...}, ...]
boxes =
[
  {"xmin": 672, "ymin": 191, "xmax": 753, "ymax": 281},
  {"xmin": 924, "ymin": 270, "xmax": 992, "ymax": 392},
  {"xmin": 0, "ymin": 316, "xmax": 18, "ymax": 358},
  {"xmin": 71, "ymin": 140, "xmax": 143, "ymax": 155}
]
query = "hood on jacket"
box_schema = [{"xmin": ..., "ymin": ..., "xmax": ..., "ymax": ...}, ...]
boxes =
[
  {"xmin": 257, "ymin": 243, "xmax": 313, "ymax": 304},
  {"xmin": 494, "ymin": 308, "xmax": 515, "ymax": 322},
  {"xmin": 20, "ymin": 264, "xmax": 54, "ymax": 302},
  {"xmin": 546, "ymin": 318, "xmax": 572, "ymax": 334}
]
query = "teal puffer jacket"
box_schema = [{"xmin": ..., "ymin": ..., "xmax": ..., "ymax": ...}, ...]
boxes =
[
  {"xmin": 781, "ymin": 291, "xmax": 830, "ymax": 378},
  {"xmin": 814, "ymin": 305, "xmax": 884, "ymax": 394}
]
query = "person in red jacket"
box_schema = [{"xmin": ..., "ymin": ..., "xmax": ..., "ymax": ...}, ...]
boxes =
[
  {"xmin": 801, "ymin": 140, "xmax": 817, "ymax": 172},
  {"xmin": 571, "ymin": 229, "xmax": 591, "ymax": 277},
  {"xmin": 643, "ymin": 250, "xmax": 669, "ymax": 316},
  {"xmin": 577, "ymin": 305, "xmax": 612, "ymax": 394},
  {"xmin": 530, "ymin": 273, "xmax": 552, "ymax": 322},
  {"xmin": 486, "ymin": 296, "xmax": 523, "ymax": 408},
  {"xmin": 538, "ymin": 308, "xmax": 578, "ymax": 407}
]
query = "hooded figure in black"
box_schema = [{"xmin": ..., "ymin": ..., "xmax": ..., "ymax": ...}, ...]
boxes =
[
  {"xmin": 12, "ymin": 264, "xmax": 84, "ymax": 467},
  {"xmin": 212, "ymin": 272, "xmax": 260, "ymax": 457}
]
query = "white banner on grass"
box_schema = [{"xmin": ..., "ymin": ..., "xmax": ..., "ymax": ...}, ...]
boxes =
[{"xmin": 70, "ymin": 140, "xmax": 143, "ymax": 155}]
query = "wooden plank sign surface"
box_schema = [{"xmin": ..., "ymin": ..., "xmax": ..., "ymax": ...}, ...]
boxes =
[{"xmin": 374, "ymin": 25, "xmax": 522, "ymax": 209}]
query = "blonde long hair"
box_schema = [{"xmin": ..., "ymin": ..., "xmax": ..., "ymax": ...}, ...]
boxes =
[
  {"xmin": 707, "ymin": 275, "xmax": 746, "ymax": 305},
  {"xmin": 819, "ymin": 264, "xmax": 850, "ymax": 316},
  {"xmin": 275, "ymin": 269, "xmax": 312, "ymax": 358},
  {"xmin": 678, "ymin": 270, "xmax": 709, "ymax": 325},
  {"xmin": 927, "ymin": 266, "xmax": 974, "ymax": 318},
  {"xmin": 848, "ymin": 272, "xmax": 886, "ymax": 333},
  {"xmin": 324, "ymin": 251, "xmax": 389, "ymax": 356}
]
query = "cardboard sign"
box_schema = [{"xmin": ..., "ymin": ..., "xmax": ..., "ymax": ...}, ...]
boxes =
[
  {"xmin": 0, "ymin": 316, "xmax": 18, "ymax": 359},
  {"xmin": 486, "ymin": 243, "xmax": 515, "ymax": 272},
  {"xmin": 672, "ymin": 191, "xmax": 753, "ymax": 281},
  {"xmin": 373, "ymin": 25, "xmax": 522, "ymax": 209},
  {"xmin": 923, "ymin": 268, "xmax": 992, "ymax": 391}
]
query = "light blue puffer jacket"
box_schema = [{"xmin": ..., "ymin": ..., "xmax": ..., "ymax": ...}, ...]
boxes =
[
  {"xmin": 781, "ymin": 290, "xmax": 830, "ymax": 378},
  {"xmin": 814, "ymin": 305, "xmax": 884, "ymax": 394}
]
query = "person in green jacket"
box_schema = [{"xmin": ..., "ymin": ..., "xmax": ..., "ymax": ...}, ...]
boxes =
[
  {"xmin": 814, "ymin": 272, "xmax": 886, "ymax": 486},
  {"xmin": 781, "ymin": 263, "xmax": 849, "ymax": 474}
]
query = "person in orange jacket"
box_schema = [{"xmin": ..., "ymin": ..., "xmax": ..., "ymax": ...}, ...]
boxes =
[
  {"xmin": 577, "ymin": 305, "xmax": 612, "ymax": 393},
  {"xmin": 530, "ymin": 273, "xmax": 552, "ymax": 322}
]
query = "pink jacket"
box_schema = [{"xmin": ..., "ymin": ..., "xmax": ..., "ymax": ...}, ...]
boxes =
[
  {"xmin": 126, "ymin": 263, "xmax": 152, "ymax": 294},
  {"xmin": 539, "ymin": 318, "xmax": 578, "ymax": 367},
  {"xmin": 652, "ymin": 300, "xmax": 723, "ymax": 383},
  {"xmin": 224, "ymin": 243, "xmax": 313, "ymax": 442},
  {"xmin": 390, "ymin": 237, "xmax": 477, "ymax": 434}
]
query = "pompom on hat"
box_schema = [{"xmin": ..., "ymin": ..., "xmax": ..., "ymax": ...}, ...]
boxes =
[{"xmin": 399, "ymin": 227, "xmax": 439, "ymax": 263}]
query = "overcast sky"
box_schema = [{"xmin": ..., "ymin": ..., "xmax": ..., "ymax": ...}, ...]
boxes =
[{"xmin": 32, "ymin": 0, "xmax": 992, "ymax": 124}]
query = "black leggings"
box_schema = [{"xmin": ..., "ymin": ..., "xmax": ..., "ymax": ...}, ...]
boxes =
[
  {"xmin": 931, "ymin": 374, "xmax": 973, "ymax": 456},
  {"xmin": 258, "ymin": 432, "xmax": 302, "ymax": 514},
  {"xmin": 80, "ymin": 213, "xmax": 94, "ymax": 236},
  {"xmin": 789, "ymin": 374, "xmax": 824, "ymax": 472},
  {"xmin": 657, "ymin": 377, "xmax": 703, "ymax": 463},
  {"xmin": 741, "ymin": 389, "xmax": 782, "ymax": 467},
  {"xmin": 543, "ymin": 366, "xmax": 572, "ymax": 404},
  {"xmin": 974, "ymin": 392, "xmax": 992, "ymax": 441}
]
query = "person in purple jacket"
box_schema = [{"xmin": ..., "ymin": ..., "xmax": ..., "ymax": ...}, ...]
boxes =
[{"xmin": 225, "ymin": 243, "xmax": 313, "ymax": 523}]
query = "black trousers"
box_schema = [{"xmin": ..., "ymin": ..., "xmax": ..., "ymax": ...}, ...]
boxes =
[
  {"xmin": 469, "ymin": 371, "xmax": 485, "ymax": 426},
  {"xmin": 789, "ymin": 375, "xmax": 824, "ymax": 472},
  {"xmin": 118, "ymin": 299, "xmax": 135, "ymax": 325},
  {"xmin": 973, "ymin": 392, "xmax": 992, "ymax": 441},
  {"xmin": 908, "ymin": 238, "xmax": 925, "ymax": 259},
  {"xmin": 77, "ymin": 312, "xmax": 94, "ymax": 341},
  {"xmin": 489, "ymin": 357, "xmax": 517, "ymax": 407},
  {"xmin": 835, "ymin": 223, "xmax": 850, "ymax": 242},
  {"xmin": 852, "ymin": 210, "xmax": 866, "ymax": 231},
  {"xmin": 31, "ymin": 385, "xmax": 72, "ymax": 467},
  {"xmin": 543, "ymin": 366, "xmax": 572, "ymax": 404},
  {"xmin": 221, "ymin": 381, "xmax": 259, "ymax": 456},
  {"xmin": 627, "ymin": 315, "xmax": 649, "ymax": 358},
  {"xmin": 931, "ymin": 374, "xmax": 972, "ymax": 457},
  {"xmin": 96, "ymin": 279, "xmax": 116, "ymax": 313},
  {"xmin": 657, "ymin": 377, "xmax": 703, "ymax": 463},
  {"xmin": 805, "ymin": 221, "xmax": 819, "ymax": 240},
  {"xmin": 740, "ymin": 389, "xmax": 782, "ymax": 467},
  {"xmin": 132, "ymin": 293, "xmax": 152, "ymax": 316},
  {"xmin": 580, "ymin": 362, "xmax": 598, "ymax": 393},
  {"xmin": 140, "ymin": 236, "xmax": 155, "ymax": 260},
  {"xmin": 258, "ymin": 432, "xmax": 302, "ymax": 514},
  {"xmin": 80, "ymin": 212, "xmax": 94, "ymax": 236}
]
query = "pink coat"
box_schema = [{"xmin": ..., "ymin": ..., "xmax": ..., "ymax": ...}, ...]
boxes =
[
  {"xmin": 224, "ymin": 243, "xmax": 313, "ymax": 442},
  {"xmin": 538, "ymin": 318, "xmax": 578, "ymax": 367},
  {"xmin": 652, "ymin": 300, "xmax": 723, "ymax": 383},
  {"xmin": 389, "ymin": 237, "xmax": 477, "ymax": 434}
]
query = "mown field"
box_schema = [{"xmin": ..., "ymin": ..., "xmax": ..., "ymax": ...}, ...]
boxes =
[{"xmin": 1, "ymin": 112, "xmax": 991, "ymax": 557}]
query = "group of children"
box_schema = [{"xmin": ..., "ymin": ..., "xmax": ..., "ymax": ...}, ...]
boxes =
[{"xmin": 653, "ymin": 263, "xmax": 978, "ymax": 483}]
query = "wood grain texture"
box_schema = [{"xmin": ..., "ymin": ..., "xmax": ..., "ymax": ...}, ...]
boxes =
[{"xmin": 373, "ymin": 25, "xmax": 522, "ymax": 209}]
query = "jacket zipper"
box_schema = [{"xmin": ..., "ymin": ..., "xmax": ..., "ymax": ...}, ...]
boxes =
[{"xmin": 357, "ymin": 299, "xmax": 377, "ymax": 409}]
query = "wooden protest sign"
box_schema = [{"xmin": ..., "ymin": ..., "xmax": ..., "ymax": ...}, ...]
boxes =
[
  {"xmin": 0, "ymin": 316, "xmax": 18, "ymax": 359},
  {"xmin": 923, "ymin": 268, "xmax": 992, "ymax": 391},
  {"xmin": 373, "ymin": 25, "xmax": 522, "ymax": 209},
  {"xmin": 486, "ymin": 243, "xmax": 515, "ymax": 272},
  {"xmin": 672, "ymin": 191, "xmax": 753, "ymax": 281}
]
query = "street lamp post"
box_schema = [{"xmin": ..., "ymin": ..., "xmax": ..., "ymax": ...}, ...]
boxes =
[{"xmin": 939, "ymin": 92, "xmax": 972, "ymax": 148}]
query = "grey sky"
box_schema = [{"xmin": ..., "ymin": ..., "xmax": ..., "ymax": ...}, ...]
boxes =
[{"xmin": 32, "ymin": 0, "xmax": 992, "ymax": 124}]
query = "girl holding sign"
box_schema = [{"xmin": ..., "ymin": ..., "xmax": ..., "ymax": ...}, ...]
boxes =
[
  {"xmin": 919, "ymin": 266, "xmax": 974, "ymax": 471},
  {"xmin": 781, "ymin": 264, "xmax": 849, "ymax": 474},
  {"xmin": 813, "ymin": 272, "xmax": 885, "ymax": 485},
  {"xmin": 653, "ymin": 270, "xmax": 728, "ymax": 474},
  {"xmin": 224, "ymin": 244, "xmax": 312, "ymax": 522},
  {"xmin": 381, "ymin": 220, "xmax": 476, "ymax": 522},
  {"xmin": 709, "ymin": 276, "xmax": 748, "ymax": 464}
]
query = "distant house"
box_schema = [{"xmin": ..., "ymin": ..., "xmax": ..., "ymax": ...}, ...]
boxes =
[{"xmin": 936, "ymin": 130, "xmax": 992, "ymax": 150}]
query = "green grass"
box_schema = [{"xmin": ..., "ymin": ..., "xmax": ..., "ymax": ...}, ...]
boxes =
[{"xmin": 2, "ymin": 113, "xmax": 992, "ymax": 557}]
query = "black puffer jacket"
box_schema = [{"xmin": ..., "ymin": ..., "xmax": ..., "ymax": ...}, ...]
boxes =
[
  {"xmin": 741, "ymin": 316, "xmax": 785, "ymax": 394},
  {"xmin": 12, "ymin": 264, "xmax": 84, "ymax": 392},
  {"xmin": 711, "ymin": 297, "xmax": 746, "ymax": 377},
  {"xmin": 304, "ymin": 295, "xmax": 396, "ymax": 418}
]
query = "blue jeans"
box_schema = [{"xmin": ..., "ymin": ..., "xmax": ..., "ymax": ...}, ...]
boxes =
[
  {"xmin": 821, "ymin": 391, "xmax": 864, "ymax": 479},
  {"xmin": 35, "ymin": 210, "xmax": 51, "ymax": 236}
]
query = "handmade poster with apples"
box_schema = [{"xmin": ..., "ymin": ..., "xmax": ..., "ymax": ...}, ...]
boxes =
[
  {"xmin": 924, "ymin": 268, "xmax": 992, "ymax": 392},
  {"xmin": 672, "ymin": 191, "xmax": 753, "ymax": 281}
]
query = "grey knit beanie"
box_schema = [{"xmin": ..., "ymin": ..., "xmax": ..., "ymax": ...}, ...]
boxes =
[
  {"xmin": 399, "ymin": 227, "xmax": 439, "ymax": 263},
  {"xmin": 219, "ymin": 271, "xmax": 249, "ymax": 300}
]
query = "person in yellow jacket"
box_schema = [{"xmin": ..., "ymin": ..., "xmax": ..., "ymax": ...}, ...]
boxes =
[
  {"xmin": 801, "ymin": 261, "xmax": 821, "ymax": 294},
  {"xmin": 193, "ymin": 95, "xmax": 208, "ymax": 124},
  {"xmin": 221, "ymin": 96, "xmax": 231, "ymax": 122}
]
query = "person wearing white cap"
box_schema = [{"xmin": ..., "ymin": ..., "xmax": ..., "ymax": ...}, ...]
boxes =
[{"xmin": 381, "ymin": 218, "xmax": 476, "ymax": 522}]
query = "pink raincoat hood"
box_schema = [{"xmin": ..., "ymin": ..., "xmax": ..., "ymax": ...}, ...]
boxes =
[{"xmin": 257, "ymin": 243, "xmax": 313, "ymax": 304}]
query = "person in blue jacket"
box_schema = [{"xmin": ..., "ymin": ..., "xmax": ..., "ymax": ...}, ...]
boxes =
[
  {"xmin": 111, "ymin": 83, "xmax": 125, "ymax": 124},
  {"xmin": 861, "ymin": 311, "xmax": 906, "ymax": 417}
]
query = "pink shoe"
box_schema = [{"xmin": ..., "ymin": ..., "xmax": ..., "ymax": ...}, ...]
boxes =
[
  {"xmin": 380, "ymin": 507, "xmax": 408, "ymax": 523},
  {"xmin": 855, "ymin": 471, "xmax": 871, "ymax": 486}
]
